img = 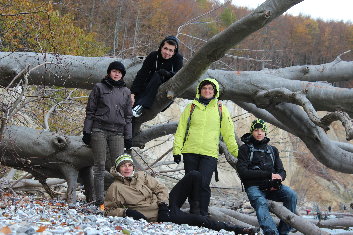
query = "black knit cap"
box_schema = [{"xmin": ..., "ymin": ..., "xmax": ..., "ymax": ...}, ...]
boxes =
[
  {"xmin": 198, "ymin": 80, "xmax": 217, "ymax": 96},
  {"xmin": 107, "ymin": 61, "xmax": 126, "ymax": 77}
]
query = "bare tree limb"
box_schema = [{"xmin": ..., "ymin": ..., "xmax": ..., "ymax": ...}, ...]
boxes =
[{"xmin": 321, "ymin": 111, "xmax": 353, "ymax": 140}]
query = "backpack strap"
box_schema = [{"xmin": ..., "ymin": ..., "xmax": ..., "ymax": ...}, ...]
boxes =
[
  {"xmin": 248, "ymin": 144, "xmax": 255, "ymax": 162},
  {"xmin": 267, "ymin": 145, "xmax": 275, "ymax": 166},
  {"xmin": 183, "ymin": 103, "xmax": 196, "ymax": 144},
  {"xmin": 215, "ymin": 101, "xmax": 222, "ymax": 182},
  {"xmin": 217, "ymin": 101, "xmax": 222, "ymax": 127},
  {"xmin": 215, "ymin": 165, "xmax": 219, "ymax": 182}
]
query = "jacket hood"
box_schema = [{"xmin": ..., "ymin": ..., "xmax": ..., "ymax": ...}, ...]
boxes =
[
  {"xmin": 195, "ymin": 78, "xmax": 220, "ymax": 99},
  {"xmin": 158, "ymin": 35, "xmax": 179, "ymax": 56},
  {"xmin": 101, "ymin": 76, "xmax": 126, "ymax": 88},
  {"xmin": 110, "ymin": 166, "xmax": 135, "ymax": 181},
  {"xmin": 241, "ymin": 133, "xmax": 270, "ymax": 146}
]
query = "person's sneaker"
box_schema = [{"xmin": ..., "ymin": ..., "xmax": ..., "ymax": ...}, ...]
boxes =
[
  {"xmin": 82, "ymin": 204, "xmax": 104, "ymax": 215},
  {"xmin": 132, "ymin": 105, "xmax": 143, "ymax": 117},
  {"xmin": 93, "ymin": 204, "xmax": 105, "ymax": 215}
]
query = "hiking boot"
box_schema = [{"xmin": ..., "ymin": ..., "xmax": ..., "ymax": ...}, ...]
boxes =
[
  {"xmin": 81, "ymin": 204, "xmax": 105, "ymax": 215},
  {"xmin": 132, "ymin": 105, "xmax": 143, "ymax": 117},
  {"xmin": 98, "ymin": 204, "xmax": 105, "ymax": 212},
  {"xmin": 93, "ymin": 204, "xmax": 105, "ymax": 215}
]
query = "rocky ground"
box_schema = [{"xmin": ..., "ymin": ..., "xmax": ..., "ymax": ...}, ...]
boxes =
[
  {"xmin": 1, "ymin": 189, "xmax": 352, "ymax": 235},
  {"xmin": 0, "ymin": 192, "xmax": 235, "ymax": 235}
]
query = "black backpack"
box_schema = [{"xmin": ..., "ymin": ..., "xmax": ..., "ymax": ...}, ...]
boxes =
[
  {"xmin": 239, "ymin": 143, "xmax": 276, "ymax": 192},
  {"xmin": 246, "ymin": 143, "xmax": 275, "ymax": 166}
]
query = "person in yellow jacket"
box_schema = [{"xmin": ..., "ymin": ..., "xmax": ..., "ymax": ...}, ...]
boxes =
[{"xmin": 173, "ymin": 78, "xmax": 238, "ymax": 216}]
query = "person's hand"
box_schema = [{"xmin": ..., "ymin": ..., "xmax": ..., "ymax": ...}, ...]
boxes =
[
  {"xmin": 82, "ymin": 132, "xmax": 91, "ymax": 146},
  {"xmin": 125, "ymin": 209, "xmax": 147, "ymax": 220},
  {"xmin": 158, "ymin": 69, "xmax": 172, "ymax": 79},
  {"xmin": 272, "ymin": 173, "xmax": 282, "ymax": 180},
  {"xmin": 124, "ymin": 139, "xmax": 133, "ymax": 150},
  {"xmin": 173, "ymin": 155, "xmax": 181, "ymax": 164},
  {"xmin": 157, "ymin": 202, "xmax": 170, "ymax": 222}
]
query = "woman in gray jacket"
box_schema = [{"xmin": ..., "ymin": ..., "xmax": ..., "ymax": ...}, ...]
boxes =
[{"xmin": 82, "ymin": 61, "xmax": 133, "ymax": 211}]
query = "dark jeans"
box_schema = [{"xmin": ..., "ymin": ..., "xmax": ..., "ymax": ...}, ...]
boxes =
[
  {"xmin": 183, "ymin": 153, "xmax": 217, "ymax": 216},
  {"xmin": 91, "ymin": 129, "xmax": 124, "ymax": 205},
  {"xmin": 168, "ymin": 171, "xmax": 239, "ymax": 232},
  {"xmin": 246, "ymin": 185, "xmax": 297, "ymax": 235},
  {"xmin": 135, "ymin": 72, "xmax": 164, "ymax": 109}
]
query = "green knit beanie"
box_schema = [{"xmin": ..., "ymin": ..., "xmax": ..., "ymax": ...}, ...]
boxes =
[{"xmin": 250, "ymin": 119, "xmax": 268, "ymax": 133}]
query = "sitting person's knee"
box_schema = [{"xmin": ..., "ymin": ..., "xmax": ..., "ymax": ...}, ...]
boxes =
[{"xmin": 251, "ymin": 196, "xmax": 268, "ymax": 208}]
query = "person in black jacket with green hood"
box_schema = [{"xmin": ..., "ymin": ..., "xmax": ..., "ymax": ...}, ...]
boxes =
[
  {"xmin": 236, "ymin": 119, "xmax": 297, "ymax": 235},
  {"xmin": 131, "ymin": 35, "xmax": 183, "ymax": 117}
]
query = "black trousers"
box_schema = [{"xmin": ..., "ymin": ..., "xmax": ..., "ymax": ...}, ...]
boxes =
[
  {"xmin": 168, "ymin": 171, "xmax": 235, "ymax": 232},
  {"xmin": 183, "ymin": 153, "xmax": 217, "ymax": 216},
  {"xmin": 135, "ymin": 72, "xmax": 164, "ymax": 109}
]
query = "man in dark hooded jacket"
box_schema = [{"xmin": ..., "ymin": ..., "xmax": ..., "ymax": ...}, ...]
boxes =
[
  {"xmin": 131, "ymin": 35, "xmax": 183, "ymax": 117},
  {"xmin": 236, "ymin": 119, "xmax": 297, "ymax": 235}
]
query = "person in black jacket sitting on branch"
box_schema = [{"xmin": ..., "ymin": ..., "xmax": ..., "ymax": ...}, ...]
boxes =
[{"xmin": 131, "ymin": 35, "xmax": 183, "ymax": 117}]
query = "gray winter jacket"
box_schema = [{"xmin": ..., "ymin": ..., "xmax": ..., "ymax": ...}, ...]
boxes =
[{"xmin": 83, "ymin": 78, "xmax": 132, "ymax": 139}]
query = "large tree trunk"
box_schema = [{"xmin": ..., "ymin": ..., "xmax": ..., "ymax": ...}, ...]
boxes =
[{"xmin": 0, "ymin": 126, "xmax": 94, "ymax": 204}]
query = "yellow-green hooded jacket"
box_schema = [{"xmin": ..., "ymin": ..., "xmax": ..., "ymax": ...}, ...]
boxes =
[{"xmin": 173, "ymin": 78, "xmax": 238, "ymax": 159}]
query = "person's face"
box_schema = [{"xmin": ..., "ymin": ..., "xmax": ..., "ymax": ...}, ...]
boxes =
[
  {"xmin": 252, "ymin": 129, "xmax": 266, "ymax": 141},
  {"xmin": 118, "ymin": 162, "xmax": 134, "ymax": 177},
  {"xmin": 161, "ymin": 42, "xmax": 176, "ymax": 59},
  {"xmin": 109, "ymin": 69, "xmax": 123, "ymax": 81},
  {"xmin": 200, "ymin": 84, "xmax": 215, "ymax": 99}
]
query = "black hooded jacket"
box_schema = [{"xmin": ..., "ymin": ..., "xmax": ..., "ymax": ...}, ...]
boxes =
[
  {"xmin": 130, "ymin": 36, "xmax": 183, "ymax": 95},
  {"xmin": 83, "ymin": 76, "xmax": 132, "ymax": 139},
  {"xmin": 236, "ymin": 133, "xmax": 286, "ymax": 189}
]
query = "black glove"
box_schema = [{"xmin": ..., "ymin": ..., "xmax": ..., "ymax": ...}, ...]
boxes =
[
  {"xmin": 82, "ymin": 132, "xmax": 91, "ymax": 146},
  {"xmin": 157, "ymin": 202, "xmax": 170, "ymax": 222},
  {"xmin": 125, "ymin": 209, "xmax": 147, "ymax": 220},
  {"xmin": 173, "ymin": 155, "xmax": 181, "ymax": 164},
  {"xmin": 124, "ymin": 139, "xmax": 133, "ymax": 150},
  {"xmin": 158, "ymin": 69, "xmax": 172, "ymax": 79}
]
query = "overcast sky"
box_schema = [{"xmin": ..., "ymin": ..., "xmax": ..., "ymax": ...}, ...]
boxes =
[{"xmin": 229, "ymin": 0, "xmax": 353, "ymax": 23}]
